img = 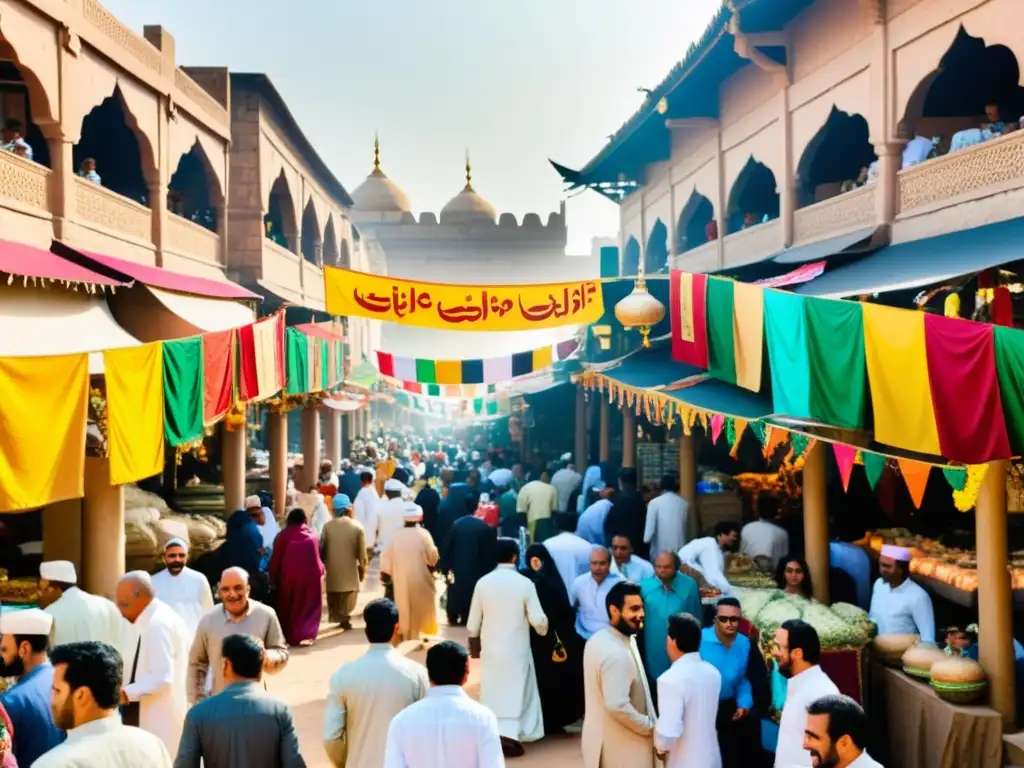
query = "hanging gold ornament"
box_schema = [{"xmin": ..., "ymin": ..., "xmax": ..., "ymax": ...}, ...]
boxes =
[{"xmin": 614, "ymin": 276, "xmax": 666, "ymax": 348}]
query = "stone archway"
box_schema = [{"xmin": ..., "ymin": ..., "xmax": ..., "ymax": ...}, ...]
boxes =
[
  {"xmin": 622, "ymin": 236, "xmax": 641, "ymax": 276},
  {"xmin": 168, "ymin": 140, "xmax": 222, "ymax": 231},
  {"xmin": 265, "ymin": 171, "xmax": 298, "ymax": 252},
  {"xmin": 339, "ymin": 238, "xmax": 352, "ymax": 270},
  {"xmin": 676, "ymin": 189, "xmax": 715, "ymax": 253},
  {"xmin": 300, "ymin": 198, "xmax": 322, "ymax": 265},
  {"xmin": 725, "ymin": 157, "xmax": 780, "ymax": 234},
  {"xmin": 323, "ymin": 214, "xmax": 339, "ymax": 265},
  {"xmin": 795, "ymin": 107, "xmax": 876, "ymax": 207},
  {"xmin": 644, "ymin": 219, "xmax": 669, "ymax": 274}
]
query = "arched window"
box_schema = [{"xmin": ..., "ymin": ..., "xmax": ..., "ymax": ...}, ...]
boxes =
[
  {"xmin": 322, "ymin": 214, "xmax": 339, "ymax": 265},
  {"xmin": 168, "ymin": 142, "xmax": 219, "ymax": 231},
  {"xmin": 676, "ymin": 190, "xmax": 715, "ymax": 253},
  {"xmin": 265, "ymin": 171, "xmax": 297, "ymax": 252},
  {"xmin": 644, "ymin": 219, "xmax": 669, "ymax": 274},
  {"xmin": 795, "ymin": 107, "xmax": 877, "ymax": 208},
  {"xmin": 301, "ymin": 199, "xmax": 322, "ymax": 265},
  {"xmin": 622, "ymin": 236, "xmax": 641, "ymax": 276},
  {"xmin": 75, "ymin": 87, "xmax": 151, "ymax": 205},
  {"xmin": 725, "ymin": 158, "xmax": 779, "ymax": 234},
  {"xmin": 0, "ymin": 45, "xmax": 52, "ymax": 168},
  {"xmin": 339, "ymin": 238, "xmax": 352, "ymax": 270}
]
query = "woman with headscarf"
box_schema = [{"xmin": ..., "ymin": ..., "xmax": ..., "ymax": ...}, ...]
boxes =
[
  {"xmin": 434, "ymin": 482, "xmax": 473, "ymax": 551},
  {"xmin": 218, "ymin": 509, "xmax": 267, "ymax": 599},
  {"xmin": 523, "ymin": 543, "xmax": 584, "ymax": 732},
  {"xmin": 268, "ymin": 508, "xmax": 326, "ymax": 646}
]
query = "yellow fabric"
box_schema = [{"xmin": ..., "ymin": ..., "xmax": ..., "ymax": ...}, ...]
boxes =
[
  {"xmin": 732, "ymin": 282, "xmax": 764, "ymax": 392},
  {"xmin": 532, "ymin": 346, "xmax": 553, "ymax": 371},
  {"xmin": 677, "ymin": 272, "xmax": 696, "ymax": 342},
  {"xmin": 307, "ymin": 336, "xmax": 320, "ymax": 392},
  {"xmin": 104, "ymin": 344, "xmax": 165, "ymax": 485},
  {"xmin": 434, "ymin": 361, "xmax": 462, "ymax": 385},
  {"xmin": 862, "ymin": 304, "xmax": 941, "ymax": 455},
  {"xmin": 0, "ymin": 355, "xmax": 88, "ymax": 512},
  {"xmin": 253, "ymin": 314, "xmax": 281, "ymax": 399}
]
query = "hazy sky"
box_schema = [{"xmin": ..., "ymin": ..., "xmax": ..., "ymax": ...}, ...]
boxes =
[{"xmin": 105, "ymin": 0, "xmax": 721, "ymax": 253}]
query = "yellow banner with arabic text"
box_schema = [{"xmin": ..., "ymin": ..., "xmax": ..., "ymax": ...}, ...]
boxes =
[{"xmin": 324, "ymin": 266, "xmax": 604, "ymax": 331}]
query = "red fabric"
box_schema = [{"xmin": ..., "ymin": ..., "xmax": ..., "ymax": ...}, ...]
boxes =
[
  {"xmin": 923, "ymin": 314, "xmax": 1011, "ymax": 462},
  {"xmin": 202, "ymin": 330, "xmax": 234, "ymax": 424},
  {"xmin": 0, "ymin": 240, "xmax": 124, "ymax": 285},
  {"xmin": 295, "ymin": 322, "xmax": 345, "ymax": 342},
  {"xmin": 991, "ymin": 286, "xmax": 1013, "ymax": 327},
  {"xmin": 669, "ymin": 270, "xmax": 708, "ymax": 368},
  {"xmin": 404, "ymin": 382, "xmax": 423, "ymax": 394},
  {"xmin": 820, "ymin": 648, "xmax": 864, "ymax": 703},
  {"xmin": 377, "ymin": 352, "xmax": 395, "ymax": 377},
  {"xmin": 474, "ymin": 502, "xmax": 500, "ymax": 527},
  {"xmin": 267, "ymin": 523, "xmax": 325, "ymax": 645},
  {"xmin": 238, "ymin": 323, "xmax": 259, "ymax": 402}
]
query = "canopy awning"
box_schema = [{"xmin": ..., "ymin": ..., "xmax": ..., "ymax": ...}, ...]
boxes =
[
  {"xmin": 0, "ymin": 239, "xmax": 126, "ymax": 287},
  {"xmin": 795, "ymin": 216, "xmax": 1024, "ymax": 298},
  {"xmin": 595, "ymin": 344, "xmax": 702, "ymax": 389},
  {"xmin": 713, "ymin": 227, "xmax": 879, "ymax": 284},
  {"xmin": 294, "ymin": 322, "xmax": 345, "ymax": 342},
  {"xmin": 255, "ymin": 279, "xmax": 328, "ymax": 314},
  {"xmin": 773, "ymin": 227, "xmax": 876, "ymax": 265},
  {"xmin": 147, "ymin": 286, "xmax": 255, "ymax": 332},
  {"xmin": 664, "ymin": 379, "xmax": 774, "ymax": 421},
  {"xmin": 51, "ymin": 242, "xmax": 259, "ymax": 300}
]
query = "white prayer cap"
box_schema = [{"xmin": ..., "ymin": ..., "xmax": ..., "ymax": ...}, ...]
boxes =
[
  {"xmin": 880, "ymin": 544, "xmax": 912, "ymax": 562},
  {"xmin": 403, "ymin": 502, "xmax": 424, "ymax": 522},
  {"xmin": 40, "ymin": 560, "xmax": 76, "ymax": 583},
  {"xmin": 244, "ymin": 494, "xmax": 262, "ymax": 509},
  {"xmin": 488, "ymin": 468, "xmax": 513, "ymax": 488},
  {"xmin": 0, "ymin": 607, "xmax": 53, "ymax": 636},
  {"xmin": 164, "ymin": 537, "xmax": 188, "ymax": 551},
  {"xmin": 384, "ymin": 478, "xmax": 406, "ymax": 492}
]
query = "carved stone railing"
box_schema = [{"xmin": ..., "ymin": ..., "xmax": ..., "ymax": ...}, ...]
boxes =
[
  {"xmin": 262, "ymin": 238, "xmax": 302, "ymax": 290},
  {"xmin": 174, "ymin": 69, "xmax": 229, "ymax": 126},
  {"xmin": 82, "ymin": 0, "xmax": 162, "ymax": 74},
  {"xmin": 166, "ymin": 213, "xmax": 220, "ymax": 264},
  {"xmin": 722, "ymin": 218, "xmax": 783, "ymax": 268},
  {"xmin": 899, "ymin": 130, "xmax": 1024, "ymax": 214},
  {"xmin": 793, "ymin": 185, "xmax": 875, "ymax": 244},
  {"xmin": 0, "ymin": 153, "xmax": 51, "ymax": 213},
  {"xmin": 673, "ymin": 240, "xmax": 719, "ymax": 273},
  {"xmin": 73, "ymin": 177, "xmax": 152, "ymax": 242}
]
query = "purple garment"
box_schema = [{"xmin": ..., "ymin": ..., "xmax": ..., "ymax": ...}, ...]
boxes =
[{"xmin": 268, "ymin": 523, "xmax": 324, "ymax": 645}]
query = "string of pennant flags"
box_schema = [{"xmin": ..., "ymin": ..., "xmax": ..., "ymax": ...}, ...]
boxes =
[{"xmin": 375, "ymin": 338, "xmax": 578, "ymax": 385}]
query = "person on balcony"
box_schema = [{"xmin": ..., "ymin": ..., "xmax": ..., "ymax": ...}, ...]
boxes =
[
  {"xmin": 77, "ymin": 158, "xmax": 101, "ymax": 185},
  {"xmin": 1, "ymin": 120, "xmax": 32, "ymax": 161}
]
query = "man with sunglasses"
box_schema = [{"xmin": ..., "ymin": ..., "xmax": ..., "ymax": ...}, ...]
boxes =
[{"xmin": 701, "ymin": 598, "xmax": 762, "ymax": 768}]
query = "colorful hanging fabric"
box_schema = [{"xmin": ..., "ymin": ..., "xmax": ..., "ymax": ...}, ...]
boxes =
[
  {"xmin": 240, "ymin": 314, "xmax": 284, "ymax": 402},
  {"xmin": 396, "ymin": 381, "xmax": 496, "ymax": 398},
  {"xmin": 993, "ymin": 327, "xmax": 1024, "ymax": 455},
  {"xmin": 863, "ymin": 452, "xmax": 887, "ymax": 490},
  {"xmin": 706, "ymin": 277, "xmax": 736, "ymax": 384},
  {"xmin": 375, "ymin": 338, "xmax": 576, "ymax": 385},
  {"xmin": 832, "ymin": 443, "xmax": 857, "ymax": 492},
  {"xmin": 897, "ymin": 458, "xmax": 931, "ymax": 509},
  {"xmin": 669, "ymin": 270, "xmax": 708, "ymax": 368},
  {"xmin": 764, "ymin": 290, "xmax": 811, "ymax": 419},
  {"xmin": 953, "ymin": 465, "xmax": 988, "ymax": 512},
  {"xmin": 104, "ymin": 344, "xmax": 165, "ymax": 485},
  {"xmin": 202, "ymin": 329, "xmax": 234, "ymax": 425},
  {"xmin": 732, "ymin": 282, "xmax": 764, "ymax": 392},
  {"xmin": 862, "ymin": 304, "xmax": 941, "ymax": 456},
  {"xmin": 162, "ymin": 338, "xmax": 204, "ymax": 446},
  {"xmin": 764, "ymin": 426, "xmax": 789, "ymax": 459},
  {"xmin": 942, "ymin": 467, "xmax": 968, "ymax": 492},
  {"xmin": 0, "ymin": 355, "xmax": 88, "ymax": 511},
  {"xmin": 923, "ymin": 314, "xmax": 1010, "ymax": 463},
  {"xmin": 804, "ymin": 297, "xmax": 866, "ymax": 429},
  {"xmin": 286, "ymin": 328, "xmax": 309, "ymax": 395},
  {"xmin": 710, "ymin": 414, "xmax": 725, "ymax": 445}
]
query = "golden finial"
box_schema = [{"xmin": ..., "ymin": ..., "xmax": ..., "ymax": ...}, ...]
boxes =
[
  {"xmin": 373, "ymin": 132, "xmax": 381, "ymax": 174},
  {"xmin": 464, "ymin": 148, "xmax": 473, "ymax": 191}
]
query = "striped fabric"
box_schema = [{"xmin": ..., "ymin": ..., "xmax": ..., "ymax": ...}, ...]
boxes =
[{"xmin": 376, "ymin": 338, "xmax": 577, "ymax": 385}]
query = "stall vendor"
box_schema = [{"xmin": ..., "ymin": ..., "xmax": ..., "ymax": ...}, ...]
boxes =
[{"xmin": 868, "ymin": 545, "xmax": 935, "ymax": 643}]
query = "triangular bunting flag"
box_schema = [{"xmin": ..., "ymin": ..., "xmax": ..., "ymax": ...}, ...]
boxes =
[
  {"xmin": 791, "ymin": 433, "xmax": 811, "ymax": 460},
  {"xmin": 898, "ymin": 458, "xmax": 932, "ymax": 509},
  {"xmin": 863, "ymin": 452, "xmax": 886, "ymax": 490},
  {"xmin": 729, "ymin": 419, "xmax": 748, "ymax": 459},
  {"xmin": 942, "ymin": 467, "xmax": 968, "ymax": 492},
  {"xmin": 832, "ymin": 443, "xmax": 857, "ymax": 492},
  {"xmin": 750, "ymin": 422, "xmax": 767, "ymax": 445},
  {"xmin": 711, "ymin": 414, "xmax": 725, "ymax": 445},
  {"xmin": 764, "ymin": 427, "xmax": 789, "ymax": 460},
  {"xmin": 725, "ymin": 418, "xmax": 737, "ymax": 449}
]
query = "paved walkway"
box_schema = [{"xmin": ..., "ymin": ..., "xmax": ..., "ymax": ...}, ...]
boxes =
[{"xmin": 262, "ymin": 565, "xmax": 582, "ymax": 766}]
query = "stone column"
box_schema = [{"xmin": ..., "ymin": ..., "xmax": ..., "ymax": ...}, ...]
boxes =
[
  {"xmin": 678, "ymin": 432, "xmax": 699, "ymax": 541},
  {"xmin": 221, "ymin": 420, "xmax": 247, "ymax": 514},
  {"xmin": 574, "ymin": 388, "xmax": 588, "ymax": 469},
  {"xmin": 325, "ymin": 409, "xmax": 342, "ymax": 469},
  {"xmin": 599, "ymin": 400, "xmax": 610, "ymax": 463},
  {"xmin": 81, "ymin": 457, "xmax": 125, "ymax": 600},
  {"xmin": 216, "ymin": 199, "xmax": 229, "ymax": 267},
  {"xmin": 43, "ymin": 499, "xmax": 82, "ymax": 573},
  {"xmin": 44, "ymin": 132, "xmax": 76, "ymax": 240},
  {"xmin": 779, "ymin": 87, "xmax": 795, "ymax": 247},
  {"xmin": 301, "ymin": 405, "xmax": 321, "ymax": 490},
  {"xmin": 622, "ymin": 407, "xmax": 636, "ymax": 469},
  {"xmin": 268, "ymin": 410, "xmax": 288, "ymax": 520},
  {"xmin": 146, "ymin": 173, "xmax": 167, "ymax": 263},
  {"xmin": 341, "ymin": 414, "xmax": 352, "ymax": 459},
  {"xmin": 872, "ymin": 141, "xmax": 904, "ymax": 231},
  {"xmin": 802, "ymin": 441, "xmax": 830, "ymax": 604},
  {"xmin": 977, "ymin": 460, "xmax": 1016, "ymax": 729}
]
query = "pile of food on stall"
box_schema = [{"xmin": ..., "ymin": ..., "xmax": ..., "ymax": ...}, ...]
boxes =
[
  {"xmin": 860, "ymin": 527, "xmax": 1024, "ymax": 591},
  {"xmin": 0, "ymin": 568, "xmax": 39, "ymax": 605},
  {"xmin": 726, "ymin": 553, "xmax": 776, "ymax": 589},
  {"xmin": 124, "ymin": 485, "xmax": 226, "ymax": 573},
  {"xmin": 732, "ymin": 587, "xmax": 877, "ymax": 649}
]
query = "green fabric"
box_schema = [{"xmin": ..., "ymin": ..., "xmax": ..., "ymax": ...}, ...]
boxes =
[
  {"xmin": 725, "ymin": 417, "xmax": 736, "ymax": 447},
  {"xmin": 790, "ymin": 433, "xmax": 811, "ymax": 460},
  {"xmin": 863, "ymin": 452, "xmax": 887, "ymax": 490},
  {"xmin": 942, "ymin": 467, "xmax": 968, "ymax": 491},
  {"xmin": 749, "ymin": 421, "xmax": 767, "ymax": 445},
  {"xmin": 706, "ymin": 278, "xmax": 736, "ymax": 384},
  {"xmin": 426, "ymin": 384, "xmax": 441, "ymax": 397},
  {"xmin": 286, "ymin": 328, "xmax": 309, "ymax": 395},
  {"xmin": 162, "ymin": 338, "xmax": 204, "ymax": 445},
  {"xmin": 804, "ymin": 297, "xmax": 866, "ymax": 429},
  {"xmin": 486, "ymin": 400, "xmax": 498, "ymax": 416},
  {"xmin": 994, "ymin": 327, "xmax": 1024, "ymax": 454},
  {"xmin": 416, "ymin": 359, "xmax": 436, "ymax": 384},
  {"xmin": 764, "ymin": 291, "xmax": 811, "ymax": 419},
  {"xmin": 320, "ymin": 339, "xmax": 330, "ymax": 389}
]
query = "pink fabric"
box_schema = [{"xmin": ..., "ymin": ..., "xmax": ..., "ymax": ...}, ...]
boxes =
[
  {"xmin": 0, "ymin": 701, "xmax": 14, "ymax": 767},
  {"xmin": 832, "ymin": 444, "xmax": 857, "ymax": 492},
  {"xmin": 268, "ymin": 523, "xmax": 325, "ymax": 645},
  {"xmin": 0, "ymin": 239, "xmax": 124, "ymax": 286},
  {"xmin": 923, "ymin": 314, "xmax": 1011, "ymax": 463}
]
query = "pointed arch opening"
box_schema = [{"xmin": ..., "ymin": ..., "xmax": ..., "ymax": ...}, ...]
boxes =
[
  {"xmin": 676, "ymin": 190, "xmax": 715, "ymax": 254},
  {"xmin": 796, "ymin": 107, "xmax": 877, "ymax": 208},
  {"xmin": 900, "ymin": 26, "xmax": 1023, "ymax": 154},
  {"xmin": 265, "ymin": 171, "xmax": 297, "ymax": 252},
  {"xmin": 301, "ymin": 199, "xmax": 322, "ymax": 266},
  {"xmin": 322, "ymin": 214, "xmax": 339, "ymax": 265},
  {"xmin": 644, "ymin": 219, "xmax": 669, "ymax": 274},
  {"xmin": 0, "ymin": 46, "xmax": 52, "ymax": 168},
  {"xmin": 75, "ymin": 87, "xmax": 154, "ymax": 205},
  {"xmin": 339, "ymin": 238, "xmax": 352, "ymax": 270},
  {"xmin": 622, "ymin": 236, "xmax": 641, "ymax": 276},
  {"xmin": 725, "ymin": 158, "xmax": 779, "ymax": 234},
  {"xmin": 168, "ymin": 141, "xmax": 220, "ymax": 232}
]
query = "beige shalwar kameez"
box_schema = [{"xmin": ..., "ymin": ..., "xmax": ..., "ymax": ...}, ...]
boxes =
[
  {"xmin": 320, "ymin": 516, "xmax": 367, "ymax": 623},
  {"xmin": 380, "ymin": 526, "xmax": 439, "ymax": 641}
]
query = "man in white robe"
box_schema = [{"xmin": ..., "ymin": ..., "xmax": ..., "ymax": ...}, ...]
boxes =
[
  {"xmin": 39, "ymin": 560, "xmax": 127, "ymax": 650},
  {"xmin": 353, "ymin": 470, "xmax": 380, "ymax": 532},
  {"xmin": 678, "ymin": 522, "xmax": 740, "ymax": 596},
  {"xmin": 115, "ymin": 571, "xmax": 190, "ymax": 758},
  {"xmin": 151, "ymin": 538, "xmax": 213, "ymax": 640},
  {"xmin": 245, "ymin": 495, "xmax": 280, "ymax": 554},
  {"xmin": 467, "ymin": 536, "xmax": 548, "ymax": 757}
]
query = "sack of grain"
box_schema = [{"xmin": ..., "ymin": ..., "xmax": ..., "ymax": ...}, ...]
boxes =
[
  {"xmin": 124, "ymin": 484, "xmax": 169, "ymax": 513},
  {"xmin": 166, "ymin": 515, "xmax": 217, "ymax": 548},
  {"xmin": 125, "ymin": 522, "xmax": 159, "ymax": 557},
  {"xmin": 151, "ymin": 518, "xmax": 190, "ymax": 551},
  {"xmin": 125, "ymin": 506, "xmax": 160, "ymax": 527},
  {"xmin": 199, "ymin": 514, "xmax": 227, "ymax": 538}
]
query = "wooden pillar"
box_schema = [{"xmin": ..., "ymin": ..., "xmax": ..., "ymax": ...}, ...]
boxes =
[
  {"xmin": 622, "ymin": 407, "xmax": 636, "ymax": 469},
  {"xmin": 81, "ymin": 457, "xmax": 124, "ymax": 600},
  {"xmin": 802, "ymin": 441, "xmax": 830, "ymax": 604},
  {"xmin": 679, "ymin": 432, "xmax": 699, "ymax": 542},
  {"xmin": 325, "ymin": 409, "xmax": 342, "ymax": 469},
  {"xmin": 340, "ymin": 414, "xmax": 352, "ymax": 462},
  {"xmin": 574, "ymin": 389, "xmax": 588, "ymax": 469},
  {"xmin": 268, "ymin": 410, "xmax": 288, "ymax": 520},
  {"xmin": 977, "ymin": 459, "xmax": 1016, "ymax": 729},
  {"xmin": 43, "ymin": 499, "xmax": 82, "ymax": 574},
  {"xmin": 599, "ymin": 400, "xmax": 610, "ymax": 462},
  {"xmin": 301, "ymin": 405, "xmax": 321, "ymax": 490},
  {"xmin": 221, "ymin": 420, "xmax": 247, "ymax": 514}
]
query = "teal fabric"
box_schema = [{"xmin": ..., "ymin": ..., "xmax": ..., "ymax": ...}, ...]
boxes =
[{"xmin": 763, "ymin": 291, "xmax": 811, "ymax": 419}]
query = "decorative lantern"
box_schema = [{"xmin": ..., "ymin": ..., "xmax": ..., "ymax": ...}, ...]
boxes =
[{"xmin": 614, "ymin": 276, "xmax": 666, "ymax": 348}]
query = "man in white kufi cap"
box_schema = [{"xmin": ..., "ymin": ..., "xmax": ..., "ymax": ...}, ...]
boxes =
[
  {"xmin": 380, "ymin": 499, "xmax": 439, "ymax": 648},
  {"xmin": 39, "ymin": 560, "xmax": 127, "ymax": 651},
  {"xmin": 151, "ymin": 538, "xmax": 213, "ymax": 640},
  {"xmin": 869, "ymin": 544, "xmax": 936, "ymax": 643}
]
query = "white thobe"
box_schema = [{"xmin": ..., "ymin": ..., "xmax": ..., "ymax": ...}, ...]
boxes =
[
  {"xmin": 354, "ymin": 486, "xmax": 380, "ymax": 529},
  {"xmin": 542, "ymin": 531, "xmax": 594, "ymax": 595},
  {"xmin": 310, "ymin": 497, "xmax": 332, "ymax": 537},
  {"xmin": 550, "ymin": 467, "xmax": 582, "ymax": 513},
  {"xmin": 467, "ymin": 564, "xmax": 549, "ymax": 742},
  {"xmin": 31, "ymin": 714, "xmax": 172, "ymax": 768},
  {"xmin": 44, "ymin": 586, "xmax": 128, "ymax": 650},
  {"xmin": 739, "ymin": 520, "xmax": 790, "ymax": 567},
  {"xmin": 383, "ymin": 686, "xmax": 503, "ymax": 768},
  {"xmin": 644, "ymin": 491, "xmax": 689, "ymax": 558},
  {"xmin": 611, "ymin": 554, "xmax": 655, "ymax": 583},
  {"xmin": 775, "ymin": 665, "xmax": 839, "ymax": 768},
  {"xmin": 849, "ymin": 752, "xmax": 885, "ymax": 767},
  {"xmin": 869, "ymin": 577, "xmax": 936, "ymax": 643},
  {"xmin": 368, "ymin": 497, "xmax": 406, "ymax": 551},
  {"xmin": 122, "ymin": 599, "xmax": 191, "ymax": 758},
  {"xmin": 655, "ymin": 653, "xmax": 723, "ymax": 768},
  {"xmin": 678, "ymin": 537, "xmax": 732, "ymax": 595},
  {"xmin": 151, "ymin": 567, "xmax": 214, "ymax": 640}
]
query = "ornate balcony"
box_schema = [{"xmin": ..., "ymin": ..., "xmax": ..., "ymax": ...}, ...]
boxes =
[
  {"xmin": 73, "ymin": 176, "xmax": 152, "ymax": 243},
  {"xmin": 722, "ymin": 218, "xmax": 782, "ymax": 269},
  {"xmin": 793, "ymin": 185, "xmax": 875, "ymax": 245},
  {"xmin": 673, "ymin": 240, "xmax": 719, "ymax": 273},
  {"xmin": 166, "ymin": 213, "xmax": 221, "ymax": 266},
  {"xmin": 0, "ymin": 152, "xmax": 51, "ymax": 216}
]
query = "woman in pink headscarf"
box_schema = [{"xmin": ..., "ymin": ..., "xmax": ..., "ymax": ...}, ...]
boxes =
[{"xmin": 268, "ymin": 508, "xmax": 325, "ymax": 645}]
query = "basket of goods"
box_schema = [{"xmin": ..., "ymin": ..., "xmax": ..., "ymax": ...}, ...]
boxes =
[
  {"xmin": 901, "ymin": 642, "xmax": 948, "ymax": 680},
  {"xmin": 929, "ymin": 656, "xmax": 987, "ymax": 704},
  {"xmin": 872, "ymin": 634, "xmax": 921, "ymax": 667},
  {"xmin": 730, "ymin": 589, "xmax": 876, "ymax": 650},
  {"xmin": 726, "ymin": 554, "xmax": 755, "ymax": 575}
]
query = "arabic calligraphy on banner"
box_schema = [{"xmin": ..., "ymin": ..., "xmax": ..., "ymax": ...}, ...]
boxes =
[{"xmin": 324, "ymin": 266, "xmax": 604, "ymax": 331}]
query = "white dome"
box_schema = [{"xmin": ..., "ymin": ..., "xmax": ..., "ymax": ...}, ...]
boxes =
[
  {"xmin": 351, "ymin": 168, "xmax": 412, "ymax": 213},
  {"xmin": 440, "ymin": 183, "xmax": 496, "ymax": 224}
]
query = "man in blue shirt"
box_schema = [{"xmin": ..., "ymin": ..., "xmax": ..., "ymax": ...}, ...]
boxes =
[
  {"xmin": 0, "ymin": 608, "xmax": 65, "ymax": 765},
  {"xmin": 640, "ymin": 551, "xmax": 701, "ymax": 682},
  {"xmin": 701, "ymin": 597, "xmax": 760, "ymax": 768},
  {"xmin": 569, "ymin": 546, "xmax": 621, "ymax": 640}
]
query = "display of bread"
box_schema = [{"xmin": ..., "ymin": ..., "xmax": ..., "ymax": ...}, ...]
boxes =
[
  {"xmin": 901, "ymin": 642, "xmax": 949, "ymax": 679},
  {"xmin": 726, "ymin": 553, "xmax": 755, "ymax": 574},
  {"xmin": 929, "ymin": 656, "xmax": 987, "ymax": 703},
  {"xmin": 872, "ymin": 633, "xmax": 921, "ymax": 666}
]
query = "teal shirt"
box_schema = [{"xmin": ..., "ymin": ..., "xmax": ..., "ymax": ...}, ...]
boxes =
[{"xmin": 640, "ymin": 572, "xmax": 702, "ymax": 681}]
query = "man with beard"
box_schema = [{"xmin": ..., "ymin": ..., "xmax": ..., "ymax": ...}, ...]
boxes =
[
  {"xmin": 773, "ymin": 620, "xmax": 838, "ymax": 768},
  {"xmin": 581, "ymin": 580, "xmax": 657, "ymax": 768},
  {"xmin": 0, "ymin": 609, "xmax": 64, "ymax": 766},
  {"xmin": 441, "ymin": 511, "xmax": 497, "ymax": 627},
  {"xmin": 152, "ymin": 538, "xmax": 214, "ymax": 640},
  {"xmin": 803, "ymin": 695, "xmax": 881, "ymax": 768}
]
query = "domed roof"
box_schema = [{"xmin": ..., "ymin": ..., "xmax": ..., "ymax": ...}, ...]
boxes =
[
  {"xmin": 351, "ymin": 137, "xmax": 412, "ymax": 213},
  {"xmin": 439, "ymin": 154, "xmax": 496, "ymax": 225}
]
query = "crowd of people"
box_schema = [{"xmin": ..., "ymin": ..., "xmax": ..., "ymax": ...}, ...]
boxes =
[{"xmin": 0, "ymin": 430, "xmax": 916, "ymax": 767}]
